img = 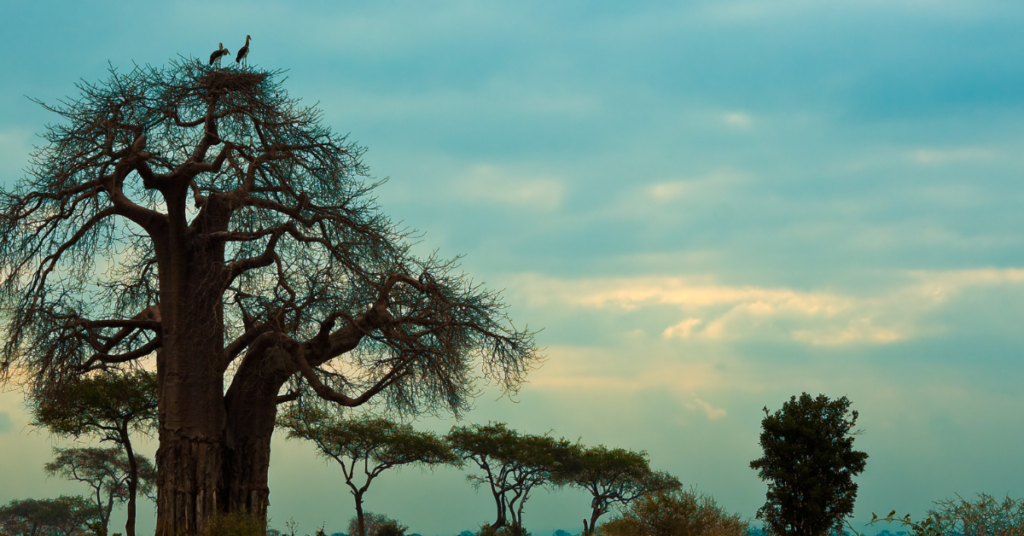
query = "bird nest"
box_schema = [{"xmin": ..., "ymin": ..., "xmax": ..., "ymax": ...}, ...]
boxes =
[{"xmin": 199, "ymin": 70, "xmax": 266, "ymax": 93}]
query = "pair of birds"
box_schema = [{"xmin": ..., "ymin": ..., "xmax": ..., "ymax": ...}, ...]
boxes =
[{"xmin": 209, "ymin": 35, "xmax": 251, "ymax": 67}]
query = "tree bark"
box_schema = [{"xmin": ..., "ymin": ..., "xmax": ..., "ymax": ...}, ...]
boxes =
[
  {"xmin": 120, "ymin": 425, "xmax": 139, "ymax": 536},
  {"xmin": 223, "ymin": 348, "xmax": 294, "ymax": 524},
  {"xmin": 153, "ymin": 212, "xmax": 232, "ymax": 536}
]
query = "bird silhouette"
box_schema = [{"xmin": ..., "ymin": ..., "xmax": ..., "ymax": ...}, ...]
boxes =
[
  {"xmin": 236, "ymin": 35, "xmax": 251, "ymax": 67},
  {"xmin": 209, "ymin": 43, "xmax": 230, "ymax": 67}
]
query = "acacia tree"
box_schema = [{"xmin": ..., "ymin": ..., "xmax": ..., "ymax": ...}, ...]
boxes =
[
  {"xmin": 0, "ymin": 59, "xmax": 538, "ymax": 535},
  {"xmin": 0, "ymin": 495, "xmax": 101, "ymax": 536},
  {"xmin": 554, "ymin": 444, "xmax": 680, "ymax": 536},
  {"xmin": 448, "ymin": 422, "xmax": 568, "ymax": 529},
  {"xmin": 278, "ymin": 404, "xmax": 455, "ymax": 536},
  {"xmin": 45, "ymin": 446, "xmax": 157, "ymax": 536},
  {"xmin": 749, "ymin": 393, "xmax": 868, "ymax": 536},
  {"xmin": 31, "ymin": 370, "xmax": 157, "ymax": 536}
]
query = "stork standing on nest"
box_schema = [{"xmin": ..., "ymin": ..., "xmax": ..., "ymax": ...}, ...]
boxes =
[
  {"xmin": 209, "ymin": 43, "xmax": 230, "ymax": 67},
  {"xmin": 236, "ymin": 35, "xmax": 251, "ymax": 67}
]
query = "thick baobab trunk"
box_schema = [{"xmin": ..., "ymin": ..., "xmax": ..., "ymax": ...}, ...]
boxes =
[
  {"xmin": 154, "ymin": 224, "xmax": 233, "ymax": 536},
  {"xmin": 155, "ymin": 336, "xmax": 228, "ymax": 536},
  {"xmin": 223, "ymin": 347, "xmax": 295, "ymax": 522}
]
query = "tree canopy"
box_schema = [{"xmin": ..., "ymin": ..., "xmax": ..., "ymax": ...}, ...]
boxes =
[
  {"xmin": 555, "ymin": 444, "xmax": 680, "ymax": 535},
  {"xmin": 448, "ymin": 422, "xmax": 570, "ymax": 529},
  {"xmin": 0, "ymin": 495, "xmax": 101, "ymax": 536},
  {"xmin": 278, "ymin": 405, "xmax": 455, "ymax": 536},
  {"xmin": 44, "ymin": 446, "xmax": 157, "ymax": 536},
  {"xmin": 0, "ymin": 57, "xmax": 539, "ymax": 535},
  {"xmin": 749, "ymin": 393, "xmax": 868, "ymax": 536},
  {"xmin": 31, "ymin": 369, "xmax": 157, "ymax": 536}
]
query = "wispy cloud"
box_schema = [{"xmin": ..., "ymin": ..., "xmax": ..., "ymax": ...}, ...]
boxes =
[
  {"xmin": 454, "ymin": 164, "xmax": 566, "ymax": 210},
  {"xmin": 509, "ymin": 268, "xmax": 1024, "ymax": 346}
]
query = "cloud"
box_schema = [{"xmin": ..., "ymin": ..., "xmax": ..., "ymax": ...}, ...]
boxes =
[
  {"xmin": 510, "ymin": 268, "xmax": 1024, "ymax": 346},
  {"xmin": 0, "ymin": 411, "xmax": 10, "ymax": 433},
  {"xmin": 525, "ymin": 346, "xmax": 730, "ymax": 420},
  {"xmin": 454, "ymin": 164, "xmax": 566, "ymax": 210},
  {"xmin": 723, "ymin": 112, "xmax": 753, "ymax": 127},
  {"xmin": 909, "ymin": 147, "xmax": 993, "ymax": 165}
]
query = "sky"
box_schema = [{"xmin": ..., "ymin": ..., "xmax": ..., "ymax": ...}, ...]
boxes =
[{"xmin": 2, "ymin": 1, "xmax": 1024, "ymax": 535}]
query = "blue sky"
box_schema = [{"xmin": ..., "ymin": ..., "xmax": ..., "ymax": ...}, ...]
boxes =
[{"xmin": 2, "ymin": 1, "xmax": 1024, "ymax": 535}]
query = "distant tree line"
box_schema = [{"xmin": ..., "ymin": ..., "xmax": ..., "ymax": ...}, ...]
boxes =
[{"xmin": 7, "ymin": 372, "xmax": 1024, "ymax": 536}]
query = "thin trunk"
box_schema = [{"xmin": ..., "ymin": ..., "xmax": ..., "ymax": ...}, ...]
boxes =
[
  {"xmin": 121, "ymin": 425, "xmax": 138, "ymax": 536},
  {"xmin": 587, "ymin": 508, "xmax": 603, "ymax": 536},
  {"xmin": 355, "ymin": 490, "xmax": 366, "ymax": 536}
]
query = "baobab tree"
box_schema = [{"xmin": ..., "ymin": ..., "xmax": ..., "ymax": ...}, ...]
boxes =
[{"xmin": 0, "ymin": 59, "xmax": 539, "ymax": 536}]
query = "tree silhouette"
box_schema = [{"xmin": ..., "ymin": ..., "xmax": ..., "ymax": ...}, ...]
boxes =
[
  {"xmin": 31, "ymin": 370, "xmax": 157, "ymax": 536},
  {"xmin": 0, "ymin": 58, "xmax": 539, "ymax": 535},
  {"xmin": 44, "ymin": 446, "xmax": 157, "ymax": 536},
  {"xmin": 448, "ymin": 422, "xmax": 569, "ymax": 529},
  {"xmin": 0, "ymin": 495, "xmax": 101, "ymax": 536},
  {"xmin": 278, "ymin": 404, "xmax": 455, "ymax": 536},
  {"xmin": 554, "ymin": 444, "xmax": 679, "ymax": 536},
  {"xmin": 749, "ymin": 393, "xmax": 868, "ymax": 536}
]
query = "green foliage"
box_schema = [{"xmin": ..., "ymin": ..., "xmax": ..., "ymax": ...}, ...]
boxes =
[
  {"xmin": 280, "ymin": 405, "xmax": 453, "ymax": 536},
  {"xmin": 448, "ymin": 422, "xmax": 570, "ymax": 527},
  {"xmin": 31, "ymin": 370, "xmax": 158, "ymax": 442},
  {"xmin": 279, "ymin": 405, "xmax": 457, "ymax": 469},
  {"xmin": 862, "ymin": 492, "xmax": 1024, "ymax": 536},
  {"xmin": 347, "ymin": 512, "xmax": 408, "ymax": 536},
  {"xmin": 0, "ymin": 495, "xmax": 101, "ymax": 536},
  {"xmin": 196, "ymin": 511, "xmax": 267, "ymax": 536},
  {"xmin": 597, "ymin": 486, "xmax": 753, "ymax": 536},
  {"xmin": 44, "ymin": 446, "xmax": 157, "ymax": 533},
  {"xmin": 554, "ymin": 442, "xmax": 679, "ymax": 535},
  {"xmin": 749, "ymin": 393, "xmax": 868, "ymax": 536}
]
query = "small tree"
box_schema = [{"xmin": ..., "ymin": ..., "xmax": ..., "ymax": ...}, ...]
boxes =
[
  {"xmin": 598, "ymin": 485, "xmax": 753, "ymax": 536},
  {"xmin": 44, "ymin": 446, "xmax": 157, "ymax": 536},
  {"xmin": 555, "ymin": 444, "xmax": 680, "ymax": 536},
  {"xmin": 279, "ymin": 405, "xmax": 454, "ymax": 536},
  {"xmin": 749, "ymin": 393, "xmax": 868, "ymax": 536},
  {"xmin": 31, "ymin": 370, "xmax": 157, "ymax": 536},
  {"xmin": 448, "ymin": 423, "xmax": 569, "ymax": 529},
  {"xmin": 0, "ymin": 495, "xmax": 101, "ymax": 536}
]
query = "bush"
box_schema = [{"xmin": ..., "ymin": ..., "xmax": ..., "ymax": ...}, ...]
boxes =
[
  {"xmin": 198, "ymin": 511, "xmax": 266, "ymax": 536},
  {"xmin": 476, "ymin": 524, "xmax": 531, "ymax": 536},
  {"xmin": 347, "ymin": 513, "xmax": 408, "ymax": 536},
  {"xmin": 598, "ymin": 485, "xmax": 753, "ymax": 536}
]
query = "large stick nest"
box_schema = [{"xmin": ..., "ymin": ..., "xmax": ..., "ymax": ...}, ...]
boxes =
[{"xmin": 199, "ymin": 70, "xmax": 267, "ymax": 93}]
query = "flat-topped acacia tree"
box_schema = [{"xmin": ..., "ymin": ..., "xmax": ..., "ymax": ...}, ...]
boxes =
[{"xmin": 0, "ymin": 58, "xmax": 538, "ymax": 536}]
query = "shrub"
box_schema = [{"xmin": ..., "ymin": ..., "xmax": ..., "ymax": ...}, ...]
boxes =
[
  {"xmin": 347, "ymin": 513, "xmax": 408, "ymax": 536},
  {"xmin": 476, "ymin": 523, "xmax": 531, "ymax": 536},
  {"xmin": 197, "ymin": 511, "xmax": 267, "ymax": 536},
  {"xmin": 598, "ymin": 485, "xmax": 753, "ymax": 536}
]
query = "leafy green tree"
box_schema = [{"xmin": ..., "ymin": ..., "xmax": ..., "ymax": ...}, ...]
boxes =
[
  {"xmin": 597, "ymin": 485, "xmax": 753, "ymax": 536},
  {"xmin": 555, "ymin": 444, "xmax": 680, "ymax": 536},
  {"xmin": 44, "ymin": 446, "xmax": 157, "ymax": 536},
  {"xmin": 448, "ymin": 423, "xmax": 570, "ymax": 529},
  {"xmin": 0, "ymin": 58, "xmax": 538, "ymax": 535},
  {"xmin": 279, "ymin": 405, "xmax": 454, "ymax": 536},
  {"xmin": 31, "ymin": 370, "xmax": 157, "ymax": 536},
  {"xmin": 749, "ymin": 393, "xmax": 868, "ymax": 536},
  {"xmin": 0, "ymin": 495, "xmax": 100, "ymax": 536}
]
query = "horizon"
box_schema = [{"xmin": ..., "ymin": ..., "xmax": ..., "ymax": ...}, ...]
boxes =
[{"xmin": 1, "ymin": 1, "xmax": 1023, "ymax": 535}]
